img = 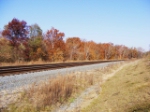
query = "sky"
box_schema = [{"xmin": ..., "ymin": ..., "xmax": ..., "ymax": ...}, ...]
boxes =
[{"xmin": 0, "ymin": 0, "xmax": 150, "ymax": 51}]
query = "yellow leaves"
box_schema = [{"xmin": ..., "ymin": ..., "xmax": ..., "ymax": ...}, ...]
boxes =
[
  {"xmin": 0, "ymin": 37, "xmax": 12, "ymax": 60},
  {"xmin": 37, "ymin": 48, "xmax": 42, "ymax": 55}
]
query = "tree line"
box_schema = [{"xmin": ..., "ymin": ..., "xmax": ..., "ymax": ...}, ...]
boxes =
[{"xmin": 0, "ymin": 18, "xmax": 143, "ymax": 62}]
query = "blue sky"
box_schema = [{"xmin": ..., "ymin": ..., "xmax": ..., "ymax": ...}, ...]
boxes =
[{"xmin": 0, "ymin": 0, "xmax": 150, "ymax": 51}]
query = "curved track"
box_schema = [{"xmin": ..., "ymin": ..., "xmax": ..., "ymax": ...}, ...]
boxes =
[{"xmin": 0, "ymin": 60, "xmax": 123, "ymax": 76}]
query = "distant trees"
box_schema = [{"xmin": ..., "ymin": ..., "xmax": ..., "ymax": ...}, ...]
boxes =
[
  {"xmin": 66, "ymin": 37, "xmax": 81, "ymax": 60},
  {"xmin": 29, "ymin": 24, "xmax": 42, "ymax": 38},
  {"xmin": 29, "ymin": 24, "xmax": 44, "ymax": 61},
  {"xmin": 0, "ymin": 36, "xmax": 12, "ymax": 62},
  {"xmin": 0, "ymin": 18, "xmax": 144, "ymax": 63},
  {"xmin": 2, "ymin": 18, "xmax": 29, "ymax": 61},
  {"xmin": 84, "ymin": 41, "xmax": 97, "ymax": 60},
  {"xmin": 44, "ymin": 27, "xmax": 65, "ymax": 61}
]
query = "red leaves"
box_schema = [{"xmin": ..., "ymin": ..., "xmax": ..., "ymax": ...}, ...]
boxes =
[
  {"xmin": 46, "ymin": 27, "xmax": 64, "ymax": 42},
  {"xmin": 1, "ymin": 18, "xmax": 29, "ymax": 61},
  {"xmin": 0, "ymin": 19, "xmax": 143, "ymax": 62},
  {"xmin": 2, "ymin": 18, "xmax": 29, "ymax": 46}
]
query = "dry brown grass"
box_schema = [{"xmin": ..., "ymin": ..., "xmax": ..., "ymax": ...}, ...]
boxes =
[
  {"xmin": 82, "ymin": 58, "xmax": 150, "ymax": 112},
  {"xmin": 3, "ymin": 73, "xmax": 96, "ymax": 111},
  {"xmin": 1, "ymin": 59, "xmax": 77, "ymax": 67},
  {"xmin": 0, "ymin": 59, "xmax": 60, "ymax": 67},
  {"xmin": 0, "ymin": 58, "xmax": 122, "ymax": 67},
  {"xmin": 27, "ymin": 75, "xmax": 75, "ymax": 108},
  {"xmin": 0, "ymin": 59, "xmax": 91, "ymax": 67},
  {"xmin": 1, "ymin": 62, "xmax": 125, "ymax": 112}
]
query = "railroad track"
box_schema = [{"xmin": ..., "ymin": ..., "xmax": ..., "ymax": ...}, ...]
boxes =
[{"xmin": 0, "ymin": 60, "xmax": 123, "ymax": 76}]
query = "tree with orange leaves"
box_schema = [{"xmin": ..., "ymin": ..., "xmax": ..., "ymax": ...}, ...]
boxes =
[
  {"xmin": 44, "ymin": 27, "xmax": 65, "ymax": 61},
  {"xmin": 66, "ymin": 37, "xmax": 82, "ymax": 60},
  {"xmin": 83, "ymin": 41, "xmax": 98, "ymax": 60}
]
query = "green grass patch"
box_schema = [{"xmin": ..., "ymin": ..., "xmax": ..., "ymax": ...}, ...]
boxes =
[{"xmin": 82, "ymin": 58, "xmax": 150, "ymax": 112}]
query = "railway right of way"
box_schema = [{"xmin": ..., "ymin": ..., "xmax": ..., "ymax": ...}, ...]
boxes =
[
  {"xmin": 0, "ymin": 60, "xmax": 124, "ymax": 92},
  {"xmin": 0, "ymin": 60, "xmax": 123, "ymax": 76}
]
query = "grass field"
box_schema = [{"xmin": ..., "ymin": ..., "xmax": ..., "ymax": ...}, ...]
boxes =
[
  {"xmin": 2, "ymin": 58, "xmax": 149, "ymax": 112},
  {"xmin": 82, "ymin": 58, "xmax": 150, "ymax": 112}
]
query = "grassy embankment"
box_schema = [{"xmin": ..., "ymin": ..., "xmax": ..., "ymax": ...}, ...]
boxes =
[
  {"xmin": 0, "ymin": 59, "xmax": 121, "ymax": 67},
  {"xmin": 82, "ymin": 57, "xmax": 150, "ymax": 112},
  {"xmin": 2, "ymin": 61, "xmax": 123, "ymax": 112}
]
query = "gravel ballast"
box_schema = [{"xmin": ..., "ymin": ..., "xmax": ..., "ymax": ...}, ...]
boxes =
[{"xmin": 0, "ymin": 62, "xmax": 119, "ymax": 92}]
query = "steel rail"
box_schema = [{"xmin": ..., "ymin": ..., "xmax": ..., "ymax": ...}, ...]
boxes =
[{"xmin": 0, "ymin": 60, "xmax": 122, "ymax": 76}]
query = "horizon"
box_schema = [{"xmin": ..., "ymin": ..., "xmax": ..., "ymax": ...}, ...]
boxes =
[{"xmin": 0, "ymin": 0, "xmax": 150, "ymax": 51}]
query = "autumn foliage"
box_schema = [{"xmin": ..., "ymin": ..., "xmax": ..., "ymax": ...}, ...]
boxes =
[{"xmin": 0, "ymin": 18, "xmax": 143, "ymax": 63}]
